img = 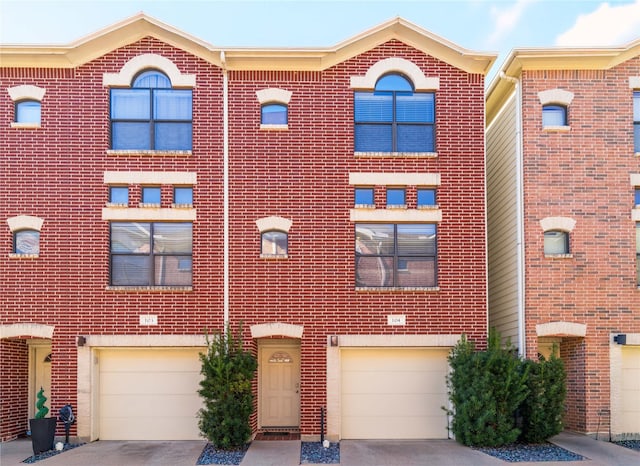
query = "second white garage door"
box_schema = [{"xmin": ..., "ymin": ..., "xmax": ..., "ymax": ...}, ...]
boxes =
[
  {"xmin": 341, "ymin": 347, "xmax": 450, "ymax": 439},
  {"xmin": 99, "ymin": 348, "xmax": 204, "ymax": 440},
  {"xmin": 620, "ymin": 346, "xmax": 640, "ymax": 434}
]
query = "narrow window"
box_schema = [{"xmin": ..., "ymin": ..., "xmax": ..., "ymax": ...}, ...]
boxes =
[
  {"xmin": 109, "ymin": 186, "xmax": 129, "ymax": 205},
  {"xmin": 110, "ymin": 222, "xmax": 192, "ymax": 286},
  {"xmin": 417, "ymin": 188, "xmax": 436, "ymax": 207},
  {"xmin": 635, "ymin": 188, "xmax": 640, "ymax": 206},
  {"xmin": 637, "ymin": 224, "xmax": 640, "ymax": 286},
  {"xmin": 174, "ymin": 187, "xmax": 193, "ymax": 205},
  {"xmin": 386, "ymin": 188, "xmax": 406, "ymax": 207},
  {"xmin": 261, "ymin": 230, "xmax": 288, "ymax": 255},
  {"xmin": 544, "ymin": 230, "xmax": 569, "ymax": 255},
  {"xmin": 354, "ymin": 188, "xmax": 374, "ymax": 206},
  {"xmin": 261, "ymin": 103, "xmax": 288, "ymax": 125},
  {"xmin": 14, "ymin": 229, "xmax": 40, "ymax": 255},
  {"xmin": 142, "ymin": 186, "xmax": 161, "ymax": 205},
  {"xmin": 634, "ymin": 91, "xmax": 640, "ymax": 152},
  {"xmin": 15, "ymin": 100, "xmax": 41, "ymax": 124},
  {"xmin": 110, "ymin": 70, "xmax": 192, "ymax": 150},
  {"xmin": 355, "ymin": 73, "xmax": 435, "ymax": 152},
  {"xmin": 542, "ymin": 104, "xmax": 567, "ymax": 127}
]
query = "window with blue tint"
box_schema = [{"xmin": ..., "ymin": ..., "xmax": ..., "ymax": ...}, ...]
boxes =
[
  {"xmin": 16, "ymin": 100, "xmax": 41, "ymax": 124},
  {"xmin": 109, "ymin": 186, "xmax": 129, "ymax": 205},
  {"xmin": 417, "ymin": 188, "xmax": 436, "ymax": 207},
  {"xmin": 142, "ymin": 186, "xmax": 161, "ymax": 205},
  {"xmin": 261, "ymin": 103, "xmax": 288, "ymax": 125},
  {"xmin": 261, "ymin": 230, "xmax": 288, "ymax": 255},
  {"xmin": 174, "ymin": 187, "xmax": 193, "ymax": 205},
  {"xmin": 110, "ymin": 222, "xmax": 192, "ymax": 286},
  {"xmin": 542, "ymin": 104, "xmax": 567, "ymax": 127},
  {"xmin": 386, "ymin": 188, "xmax": 405, "ymax": 207},
  {"xmin": 355, "ymin": 223, "xmax": 436, "ymax": 287},
  {"xmin": 634, "ymin": 91, "xmax": 640, "ymax": 152},
  {"xmin": 635, "ymin": 188, "xmax": 640, "ymax": 206},
  {"xmin": 14, "ymin": 230, "xmax": 40, "ymax": 255},
  {"xmin": 110, "ymin": 70, "xmax": 192, "ymax": 150},
  {"xmin": 354, "ymin": 188, "xmax": 374, "ymax": 206},
  {"xmin": 354, "ymin": 73, "xmax": 434, "ymax": 153}
]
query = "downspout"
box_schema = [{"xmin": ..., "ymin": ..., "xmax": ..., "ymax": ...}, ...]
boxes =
[
  {"xmin": 221, "ymin": 50, "xmax": 230, "ymax": 330},
  {"xmin": 500, "ymin": 71, "xmax": 526, "ymax": 357}
]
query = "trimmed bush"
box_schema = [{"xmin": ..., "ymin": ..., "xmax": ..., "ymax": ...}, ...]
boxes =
[
  {"xmin": 519, "ymin": 352, "xmax": 566, "ymax": 443},
  {"xmin": 198, "ymin": 324, "xmax": 257, "ymax": 450}
]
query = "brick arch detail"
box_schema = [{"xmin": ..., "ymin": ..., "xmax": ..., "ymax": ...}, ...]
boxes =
[
  {"xmin": 0, "ymin": 323, "xmax": 54, "ymax": 339},
  {"xmin": 250, "ymin": 323, "xmax": 303, "ymax": 339}
]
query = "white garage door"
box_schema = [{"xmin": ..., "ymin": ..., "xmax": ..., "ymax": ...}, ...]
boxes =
[
  {"xmin": 341, "ymin": 347, "xmax": 450, "ymax": 439},
  {"xmin": 99, "ymin": 348, "xmax": 204, "ymax": 440},
  {"xmin": 621, "ymin": 346, "xmax": 640, "ymax": 434}
]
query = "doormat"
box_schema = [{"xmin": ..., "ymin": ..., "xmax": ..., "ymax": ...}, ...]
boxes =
[{"xmin": 255, "ymin": 431, "xmax": 301, "ymax": 440}]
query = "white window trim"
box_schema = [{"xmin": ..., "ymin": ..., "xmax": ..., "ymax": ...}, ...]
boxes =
[
  {"xmin": 103, "ymin": 54, "xmax": 195, "ymax": 88},
  {"xmin": 538, "ymin": 88, "xmax": 574, "ymax": 106},
  {"xmin": 255, "ymin": 216, "xmax": 293, "ymax": 233},
  {"xmin": 8, "ymin": 85, "xmax": 46, "ymax": 102},
  {"xmin": 540, "ymin": 216, "xmax": 576, "ymax": 233},
  {"xmin": 256, "ymin": 88, "xmax": 292, "ymax": 105},
  {"xmin": 350, "ymin": 57, "xmax": 439, "ymax": 91}
]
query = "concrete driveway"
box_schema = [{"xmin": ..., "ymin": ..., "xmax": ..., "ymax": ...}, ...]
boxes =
[{"xmin": 2, "ymin": 432, "xmax": 639, "ymax": 466}]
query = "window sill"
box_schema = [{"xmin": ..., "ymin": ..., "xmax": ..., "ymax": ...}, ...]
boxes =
[
  {"xmin": 542, "ymin": 125, "xmax": 570, "ymax": 132},
  {"xmin": 139, "ymin": 203, "xmax": 161, "ymax": 208},
  {"xmin": 106, "ymin": 202, "xmax": 128, "ymax": 208},
  {"xmin": 386, "ymin": 205, "xmax": 407, "ymax": 209},
  {"xmin": 545, "ymin": 254, "xmax": 573, "ymax": 259},
  {"xmin": 260, "ymin": 124, "xmax": 289, "ymax": 131},
  {"xmin": 417, "ymin": 204, "xmax": 439, "ymax": 210},
  {"xmin": 106, "ymin": 286, "xmax": 192, "ymax": 292},
  {"xmin": 356, "ymin": 286, "xmax": 439, "ymax": 292},
  {"xmin": 260, "ymin": 254, "xmax": 288, "ymax": 259},
  {"xmin": 355, "ymin": 151, "xmax": 437, "ymax": 158},
  {"xmin": 172, "ymin": 203, "xmax": 193, "ymax": 209},
  {"xmin": 107, "ymin": 150, "xmax": 192, "ymax": 157},
  {"xmin": 11, "ymin": 122, "xmax": 41, "ymax": 129},
  {"xmin": 354, "ymin": 204, "xmax": 376, "ymax": 209},
  {"xmin": 8, "ymin": 253, "xmax": 39, "ymax": 259}
]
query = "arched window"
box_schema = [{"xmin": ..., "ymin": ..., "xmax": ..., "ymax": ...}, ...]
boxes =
[
  {"xmin": 542, "ymin": 104, "xmax": 567, "ymax": 127},
  {"xmin": 544, "ymin": 230, "xmax": 569, "ymax": 255},
  {"xmin": 354, "ymin": 73, "xmax": 435, "ymax": 153},
  {"xmin": 261, "ymin": 103, "xmax": 288, "ymax": 125},
  {"xmin": 110, "ymin": 70, "xmax": 192, "ymax": 150},
  {"xmin": 261, "ymin": 230, "xmax": 288, "ymax": 256},
  {"xmin": 15, "ymin": 100, "xmax": 41, "ymax": 124},
  {"xmin": 14, "ymin": 229, "xmax": 40, "ymax": 255}
]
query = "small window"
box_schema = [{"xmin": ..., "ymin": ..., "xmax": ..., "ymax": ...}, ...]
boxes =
[
  {"xmin": 417, "ymin": 188, "xmax": 436, "ymax": 207},
  {"xmin": 542, "ymin": 104, "xmax": 567, "ymax": 127},
  {"xmin": 544, "ymin": 230, "xmax": 569, "ymax": 255},
  {"xmin": 261, "ymin": 103, "xmax": 288, "ymax": 125},
  {"xmin": 15, "ymin": 100, "xmax": 41, "ymax": 124},
  {"xmin": 355, "ymin": 188, "xmax": 374, "ymax": 206},
  {"xmin": 261, "ymin": 230, "xmax": 288, "ymax": 255},
  {"xmin": 14, "ymin": 229, "xmax": 40, "ymax": 255},
  {"xmin": 174, "ymin": 187, "xmax": 193, "ymax": 205},
  {"xmin": 635, "ymin": 188, "xmax": 640, "ymax": 206},
  {"xmin": 634, "ymin": 91, "xmax": 640, "ymax": 152},
  {"xmin": 142, "ymin": 187, "xmax": 161, "ymax": 205},
  {"xmin": 109, "ymin": 186, "xmax": 129, "ymax": 205},
  {"xmin": 636, "ymin": 224, "xmax": 640, "ymax": 286},
  {"xmin": 386, "ymin": 188, "xmax": 406, "ymax": 207}
]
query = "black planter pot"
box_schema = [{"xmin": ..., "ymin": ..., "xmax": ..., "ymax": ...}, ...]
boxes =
[{"xmin": 29, "ymin": 417, "xmax": 57, "ymax": 455}]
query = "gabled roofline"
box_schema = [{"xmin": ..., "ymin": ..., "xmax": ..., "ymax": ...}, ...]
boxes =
[
  {"xmin": 486, "ymin": 38, "xmax": 640, "ymax": 126},
  {"xmin": 0, "ymin": 13, "xmax": 497, "ymax": 75}
]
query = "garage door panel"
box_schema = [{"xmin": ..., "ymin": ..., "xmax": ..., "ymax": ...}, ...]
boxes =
[
  {"xmin": 99, "ymin": 348, "xmax": 203, "ymax": 440},
  {"xmin": 621, "ymin": 347, "xmax": 640, "ymax": 433},
  {"xmin": 341, "ymin": 348, "xmax": 449, "ymax": 440}
]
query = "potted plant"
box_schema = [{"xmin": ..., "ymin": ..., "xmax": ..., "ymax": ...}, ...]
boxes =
[{"xmin": 29, "ymin": 387, "xmax": 57, "ymax": 455}]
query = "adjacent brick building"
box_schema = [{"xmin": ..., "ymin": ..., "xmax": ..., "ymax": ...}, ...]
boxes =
[
  {"xmin": 1, "ymin": 14, "xmax": 494, "ymax": 442},
  {"xmin": 486, "ymin": 42, "xmax": 640, "ymax": 439}
]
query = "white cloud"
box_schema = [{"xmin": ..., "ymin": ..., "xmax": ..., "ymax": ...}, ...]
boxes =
[
  {"xmin": 556, "ymin": 0, "xmax": 640, "ymax": 46},
  {"xmin": 487, "ymin": 0, "xmax": 534, "ymax": 45}
]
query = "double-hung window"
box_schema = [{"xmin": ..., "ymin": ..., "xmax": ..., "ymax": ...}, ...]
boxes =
[
  {"xmin": 110, "ymin": 70, "xmax": 192, "ymax": 150},
  {"xmin": 354, "ymin": 73, "xmax": 435, "ymax": 153},
  {"xmin": 634, "ymin": 91, "xmax": 640, "ymax": 153},
  {"xmin": 355, "ymin": 223, "xmax": 436, "ymax": 287},
  {"xmin": 110, "ymin": 222, "xmax": 192, "ymax": 286}
]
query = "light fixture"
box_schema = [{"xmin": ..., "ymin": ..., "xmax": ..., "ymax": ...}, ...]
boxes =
[
  {"xmin": 613, "ymin": 334, "xmax": 627, "ymax": 345},
  {"xmin": 77, "ymin": 336, "xmax": 86, "ymax": 347},
  {"xmin": 330, "ymin": 335, "xmax": 339, "ymax": 347}
]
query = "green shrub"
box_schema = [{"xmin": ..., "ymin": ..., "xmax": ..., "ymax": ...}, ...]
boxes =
[
  {"xmin": 198, "ymin": 324, "xmax": 257, "ymax": 450},
  {"xmin": 34, "ymin": 387, "xmax": 49, "ymax": 419},
  {"xmin": 446, "ymin": 330, "xmax": 529, "ymax": 447},
  {"xmin": 519, "ymin": 351, "xmax": 566, "ymax": 443}
]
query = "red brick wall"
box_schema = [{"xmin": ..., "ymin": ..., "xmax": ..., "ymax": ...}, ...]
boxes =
[
  {"xmin": 0, "ymin": 339, "xmax": 28, "ymax": 440},
  {"xmin": 226, "ymin": 40, "xmax": 488, "ymax": 434},
  {"xmin": 520, "ymin": 57, "xmax": 640, "ymax": 434}
]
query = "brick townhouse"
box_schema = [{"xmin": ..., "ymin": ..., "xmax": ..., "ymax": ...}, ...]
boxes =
[
  {"xmin": 486, "ymin": 41, "xmax": 640, "ymax": 439},
  {"xmin": 0, "ymin": 14, "xmax": 494, "ymax": 442}
]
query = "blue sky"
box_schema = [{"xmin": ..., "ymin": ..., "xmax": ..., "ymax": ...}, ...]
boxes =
[{"xmin": 2, "ymin": 0, "xmax": 640, "ymax": 84}]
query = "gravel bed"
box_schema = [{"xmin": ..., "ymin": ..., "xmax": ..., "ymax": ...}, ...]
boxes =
[
  {"xmin": 300, "ymin": 441, "xmax": 340, "ymax": 464},
  {"xmin": 196, "ymin": 443, "xmax": 250, "ymax": 465},
  {"xmin": 613, "ymin": 440, "xmax": 640, "ymax": 452},
  {"xmin": 22, "ymin": 443, "xmax": 84, "ymax": 464},
  {"xmin": 475, "ymin": 442, "xmax": 584, "ymax": 462}
]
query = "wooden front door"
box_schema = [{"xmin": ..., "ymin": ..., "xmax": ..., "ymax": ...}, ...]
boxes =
[
  {"xmin": 259, "ymin": 341, "xmax": 300, "ymax": 428},
  {"xmin": 30, "ymin": 344, "xmax": 52, "ymax": 419}
]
